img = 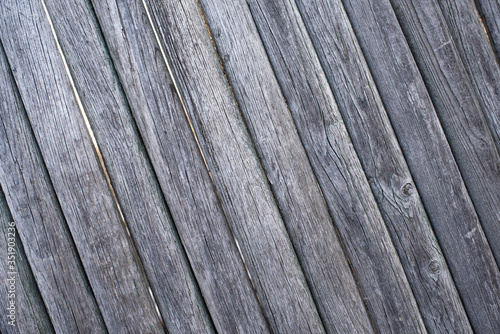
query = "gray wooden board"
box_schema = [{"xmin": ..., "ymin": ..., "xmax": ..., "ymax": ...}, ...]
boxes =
[
  {"xmin": 0, "ymin": 1, "xmax": 164, "ymax": 332},
  {"xmin": 197, "ymin": 1, "xmax": 378, "ymax": 333},
  {"xmin": 336, "ymin": 0, "xmax": 500, "ymax": 331},
  {"xmin": 0, "ymin": 188, "xmax": 54, "ymax": 334},
  {"xmin": 434, "ymin": 0, "xmax": 500, "ymax": 260},
  {"xmin": 437, "ymin": 0, "xmax": 500, "ymax": 154},
  {"xmin": 143, "ymin": 0, "xmax": 327, "ymax": 332},
  {"xmin": 0, "ymin": 42, "xmax": 107, "ymax": 334},
  {"xmin": 246, "ymin": 0, "xmax": 473, "ymax": 333},
  {"xmin": 474, "ymin": 0, "xmax": 500, "ymax": 60},
  {"xmin": 88, "ymin": 0, "xmax": 272, "ymax": 333},
  {"xmin": 41, "ymin": 0, "xmax": 215, "ymax": 332},
  {"xmin": 200, "ymin": 0, "xmax": 439, "ymax": 333}
]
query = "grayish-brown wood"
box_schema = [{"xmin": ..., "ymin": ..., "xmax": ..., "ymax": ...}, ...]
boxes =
[
  {"xmin": 143, "ymin": 0, "xmax": 326, "ymax": 332},
  {"xmin": 0, "ymin": 1, "xmax": 164, "ymax": 332},
  {"xmin": 474, "ymin": 0, "xmax": 500, "ymax": 59},
  {"xmin": 0, "ymin": 42, "xmax": 107, "ymax": 334},
  {"xmin": 88, "ymin": 1, "xmax": 272, "ymax": 333},
  {"xmin": 437, "ymin": 0, "xmax": 500, "ymax": 155},
  {"xmin": 334, "ymin": 0, "xmax": 500, "ymax": 331},
  {"xmin": 245, "ymin": 0, "xmax": 472, "ymax": 333},
  {"xmin": 198, "ymin": 0, "xmax": 378, "ymax": 333},
  {"xmin": 200, "ymin": 0, "xmax": 437, "ymax": 332},
  {"xmin": 433, "ymin": 0, "xmax": 500, "ymax": 260},
  {"xmin": 41, "ymin": 0, "xmax": 215, "ymax": 332},
  {"xmin": 0, "ymin": 188, "xmax": 55, "ymax": 334}
]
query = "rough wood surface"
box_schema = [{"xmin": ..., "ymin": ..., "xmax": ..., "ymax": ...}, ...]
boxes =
[
  {"xmin": 143, "ymin": 0, "xmax": 326, "ymax": 332},
  {"xmin": 0, "ymin": 1, "xmax": 164, "ymax": 332},
  {"xmin": 89, "ymin": 1, "xmax": 271, "ymax": 333},
  {"xmin": 0, "ymin": 42, "xmax": 107, "ymax": 334},
  {"xmin": 336, "ymin": 0, "xmax": 500, "ymax": 331},
  {"xmin": 433, "ymin": 0, "xmax": 500, "ymax": 260},
  {"xmin": 41, "ymin": 0, "xmax": 216, "ymax": 332},
  {"xmin": 474, "ymin": 0, "xmax": 500, "ymax": 59},
  {"xmin": 197, "ymin": 0, "xmax": 378, "ymax": 333},
  {"xmin": 437, "ymin": 0, "xmax": 500, "ymax": 154},
  {"xmin": 0, "ymin": 188, "xmax": 55, "ymax": 334},
  {"xmin": 247, "ymin": 0, "xmax": 473, "ymax": 333}
]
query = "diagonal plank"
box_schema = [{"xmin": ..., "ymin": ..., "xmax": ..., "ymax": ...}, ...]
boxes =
[
  {"xmin": 293, "ymin": 0, "xmax": 476, "ymax": 332},
  {"xmin": 0, "ymin": 188, "xmax": 55, "ymax": 334},
  {"xmin": 142, "ymin": 0, "xmax": 326, "ymax": 332},
  {"xmin": 0, "ymin": 43, "xmax": 106, "ymax": 334},
  {"xmin": 88, "ymin": 0, "xmax": 271, "ymax": 333},
  {"xmin": 198, "ymin": 0, "xmax": 438, "ymax": 332},
  {"xmin": 242, "ymin": 0, "xmax": 473, "ymax": 333},
  {"xmin": 474, "ymin": 0, "xmax": 500, "ymax": 60},
  {"xmin": 40, "ymin": 0, "xmax": 216, "ymax": 331},
  {"xmin": 334, "ymin": 0, "xmax": 500, "ymax": 331},
  {"xmin": 389, "ymin": 0, "xmax": 500, "ymax": 267},
  {"xmin": 0, "ymin": 1, "xmax": 164, "ymax": 332},
  {"xmin": 437, "ymin": 0, "xmax": 500, "ymax": 155}
]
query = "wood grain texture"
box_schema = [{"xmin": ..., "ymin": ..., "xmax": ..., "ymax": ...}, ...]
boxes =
[
  {"xmin": 336, "ymin": 0, "xmax": 500, "ymax": 331},
  {"xmin": 246, "ymin": 0, "xmax": 473, "ymax": 333},
  {"xmin": 433, "ymin": 0, "xmax": 500, "ymax": 260},
  {"xmin": 474, "ymin": 0, "xmax": 500, "ymax": 59},
  {"xmin": 88, "ymin": 1, "xmax": 271, "ymax": 333},
  {"xmin": 197, "ymin": 1, "xmax": 377, "ymax": 333},
  {"xmin": 0, "ymin": 1, "xmax": 164, "ymax": 332},
  {"xmin": 0, "ymin": 42, "xmax": 107, "ymax": 334},
  {"xmin": 0, "ymin": 188, "xmax": 55, "ymax": 334},
  {"xmin": 41, "ymin": 0, "xmax": 216, "ymax": 332},
  {"xmin": 437, "ymin": 0, "xmax": 500, "ymax": 154},
  {"xmin": 143, "ymin": 0, "xmax": 326, "ymax": 332}
]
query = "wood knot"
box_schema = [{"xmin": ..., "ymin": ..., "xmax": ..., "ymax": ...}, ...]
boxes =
[
  {"xmin": 401, "ymin": 182, "xmax": 413, "ymax": 196},
  {"xmin": 428, "ymin": 259, "xmax": 440, "ymax": 274},
  {"xmin": 223, "ymin": 54, "xmax": 230, "ymax": 63}
]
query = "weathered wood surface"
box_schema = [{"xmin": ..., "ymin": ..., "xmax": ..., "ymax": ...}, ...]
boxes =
[
  {"xmin": 390, "ymin": 0, "xmax": 500, "ymax": 267},
  {"xmin": 0, "ymin": 189, "xmax": 54, "ymax": 334},
  {"xmin": 433, "ymin": 0, "xmax": 500, "ymax": 260},
  {"xmin": 336, "ymin": 0, "xmax": 500, "ymax": 331},
  {"xmin": 143, "ymin": 0, "xmax": 328, "ymax": 333},
  {"xmin": 246, "ymin": 0, "xmax": 472, "ymax": 333},
  {"xmin": 437, "ymin": 0, "xmax": 500, "ymax": 155},
  {"xmin": 2, "ymin": 0, "xmax": 499, "ymax": 332},
  {"xmin": 88, "ymin": 0, "xmax": 271, "ymax": 333},
  {"xmin": 0, "ymin": 0, "xmax": 164, "ymax": 332},
  {"xmin": 41, "ymin": 0, "xmax": 215, "ymax": 332},
  {"xmin": 0, "ymin": 42, "xmax": 107, "ymax": 333},
  {"xmin": 475, "ymin": 0, "xmax": 500, "ymax": 59},
  {"xmin": 197, "ymin": 0, "xmax": 377, "ymax": 333}
]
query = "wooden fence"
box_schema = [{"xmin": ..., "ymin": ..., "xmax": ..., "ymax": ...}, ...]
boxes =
[{"xmin": 1, "ymin": 0, "xmax": 499, "ymax": 332}]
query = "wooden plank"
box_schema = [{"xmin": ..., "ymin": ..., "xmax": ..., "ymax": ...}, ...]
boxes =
[
  {"xmin": 474, "ymin": 0, "xmax": 500, "ymax": 59},
  {"xmin": 141, "ymin": 1, "xmax": 326, "ymax": 333},
  {"xmin": 244, "ymin": 0, "xmax": 473, "ymax": 333},
  {"xmin": 434, "ymin": 0, "xmax": 500, "ymax": 260},
  {"xmin": 198, "ymin": 0, "xmax": 434, "ymax": 333},
  {"xmin": 87, "ymin": 1, "xmax": 272, "ymax": 333},
  {"xmin": 40, "ymin": 0, "xmax": 215, "ymax": 332},
  {"xmin": 332, "ymin": 0, "xmax": 500, "ymax": 331},
  {"xmin": 0, "ymin": 188, "xmax": 55, "ymax": 334},
  {"xmin": 0, "ymin": 42, "xmax": 107, "ymax": 334},
  {"xmin": 0, "ymin": 1, "xmax": 164, "ymax": 332}
]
